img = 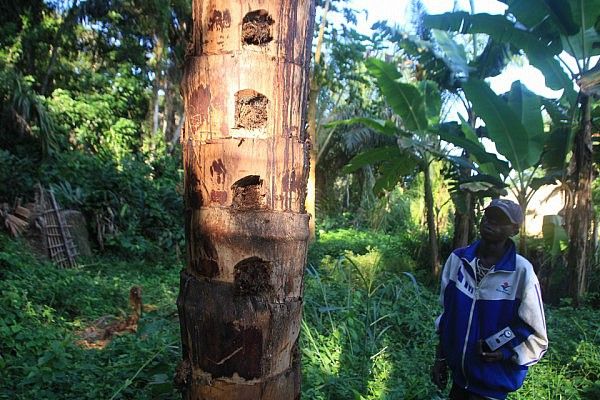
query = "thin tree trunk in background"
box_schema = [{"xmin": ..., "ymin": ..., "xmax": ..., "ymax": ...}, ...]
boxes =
[
  {"xmin": 176, "ymin": 1, "xmax": 315, "ymax": 398},
  {"xmin": 423, "ymin": 160, "xmax": 440, "ymax": 279},
  {"xmin": 451, "ymin": 110, "xmax": 476, "ymax": 250},
  {"xmin": 152, "ymin": 35, "xmax": 165, "ymax": 136},
  {"xmin": 452, "ymin": 192, "xmax": 473, "ymax": 249},
  {"xmin": 517, "ymin": 193, "xmax": 527, "ymax": 255},
  {"xmin": 567, "ymin": 94, "xmax": 593, "ymax": 307},
  {"xmin": 170, "ymin": 113, "xmax": 185, "ymax": 151},
  {"xmin": 306, "ymin": 0, "xmax": 330, "ymax": 241}
]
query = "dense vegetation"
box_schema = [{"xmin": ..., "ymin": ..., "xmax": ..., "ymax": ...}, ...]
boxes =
[
  {"xmin": 2, "ymin": 0, "xmax": 600, "ymax": 399},
  {"xmin": 2, "ymin": 231, "xmax": 600, "ymax": 399}
]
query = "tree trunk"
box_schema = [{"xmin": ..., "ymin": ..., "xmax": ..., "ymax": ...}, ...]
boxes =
[
  {"xmin": 152, "ymin": 35, "xmax": 165, "ymax": 136},
  {"xmin": 516, "ymin": 193, "xmax": 527, "ymax": 255},
  {"xmin": 567, "ymin": 94, "xmax": 593, "ymax": 307},
  {"xmin": 177, "ymin": 1, "xmax": 315, "ymax": 399},
  {"xmin": 423, "ymin": 160, "xmax": 440, "ymax": 278},
  {"xmin": 451, "ymin": 113, "xmax": 476, "ymax": 250},
  {"xmin": 452, "ymin": 191, "xmax": 473, "ymax": 250}
]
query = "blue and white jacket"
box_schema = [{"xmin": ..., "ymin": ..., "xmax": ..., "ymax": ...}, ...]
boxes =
[{"xmin": 436, "ymin": 240, "xmax": 548, "ymax": 400}]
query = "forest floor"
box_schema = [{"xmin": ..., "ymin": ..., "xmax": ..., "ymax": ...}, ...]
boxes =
[{"xmin": 1, "ymin": 231, "xmax": 599, "ymax": 399}]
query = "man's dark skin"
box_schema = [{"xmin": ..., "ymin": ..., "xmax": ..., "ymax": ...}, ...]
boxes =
[{"xmin": 432, "ymin": 207, "xmax": 520, "ymax": 396}]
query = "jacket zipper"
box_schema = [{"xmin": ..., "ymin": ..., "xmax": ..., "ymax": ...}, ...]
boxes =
[
  {"xmin": 460, "ymin": 258, "xmax": 477, "ymax": 389},
  {"xmin": 460, "ymin": 258, "xmax": 497, "ymax": 390},
  {"xmin": 461, "ymin": 291, "xmax": 476, "ymax": 388}
]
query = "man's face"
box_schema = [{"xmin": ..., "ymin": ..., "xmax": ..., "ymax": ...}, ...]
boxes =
[{"xmin": 479, "ymin": 207, "xmax": 519, "ymax": 243}]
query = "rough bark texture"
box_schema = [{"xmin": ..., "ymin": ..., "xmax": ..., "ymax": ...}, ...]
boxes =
[
  {"xmin": 567, "ymin": 95, "xmax": 594, "ymax": 307},
  {"xmin": 177, "ymin": 1, "xmax": 315, "ymax": 398}
]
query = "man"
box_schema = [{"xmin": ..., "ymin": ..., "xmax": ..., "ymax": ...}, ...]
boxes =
[{"xmin": 432, "ymin": 199, "xmax": 548, "ymax": 400}]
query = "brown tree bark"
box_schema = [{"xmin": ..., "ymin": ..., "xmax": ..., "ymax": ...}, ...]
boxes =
[
  {"xmin": 176, "ymin": 1, "xmax": 315, "ymax": 399},
  {"xmin": 567, "ymin": 94, "xmax": 594, "ymax": 307}
]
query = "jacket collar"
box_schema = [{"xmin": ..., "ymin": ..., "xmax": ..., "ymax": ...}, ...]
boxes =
[{"xmin": 454, "ymin": 239, "xmax": 517, "ymax": 272}]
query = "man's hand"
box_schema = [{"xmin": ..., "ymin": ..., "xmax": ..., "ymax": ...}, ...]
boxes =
[
  {"xmin": 431, "ymin": 357, "xmax": 448, "ymax": 390},
  {"xmin": 477, "ymin": 339, "xmax": 503, "ymax": 362}
]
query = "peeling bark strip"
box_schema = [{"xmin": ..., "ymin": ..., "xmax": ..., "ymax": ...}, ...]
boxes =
[{"xmin": 179, "ymin": 0, "xmax": 315, "ymax": 399}]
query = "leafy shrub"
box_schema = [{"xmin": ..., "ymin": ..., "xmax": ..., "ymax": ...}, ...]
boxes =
[
  {"xmin": 308, "ymin": 228, "xmax": 423, "ymax": 274},
  {"xmin": 0, "ymin": 147, "xmax": 183, "ymax": 258}
]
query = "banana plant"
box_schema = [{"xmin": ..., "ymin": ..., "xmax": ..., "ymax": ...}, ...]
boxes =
[
  {"xmin": 450, "ymin": 78, "xmax": 549, "ymax": 249},
  {"xmin": 375, "ymin": 10, "xmax": 516, "ymax": 249},
  {"xmin": 333, "ymin": 58, "xmax": 446, "ymax": 278},
  {"xmin": 425, "ymin": 0, "xmax": 600, "ymax": 304}
]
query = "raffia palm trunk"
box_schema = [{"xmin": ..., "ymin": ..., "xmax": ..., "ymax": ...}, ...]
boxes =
[{"xmin": 176, "ymin": 1, "xmax": 315, "ymax": 399}]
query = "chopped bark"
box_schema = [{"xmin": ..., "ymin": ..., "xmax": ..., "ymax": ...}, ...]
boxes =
[
  {"xmin": 234, "ymin": 257, "xmax": 273, "ymax": 296},
  {"xmin": 235, "ymin": 90, "xmax": 268, "ymax": 129},
  {"xmin": 231, "ymin": 175, "xmax": 266, "ymax": 210},
  {"xmin": 242, "ymin": 10, "xmax": 274, "ymax": 45}
]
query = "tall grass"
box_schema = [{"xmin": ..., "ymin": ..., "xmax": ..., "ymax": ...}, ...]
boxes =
[{"xmin": 302, "ymin": 247, "xmax": 441, "ymax": 399}]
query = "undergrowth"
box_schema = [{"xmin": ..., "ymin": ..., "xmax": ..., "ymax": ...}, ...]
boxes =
[
  {"xmin": 1, "ymin": 230, "xmax": 599, "ymax": 399},
  {"xmin": 0, "ymin": 234, "xmax": 181, "ymax": 399}
]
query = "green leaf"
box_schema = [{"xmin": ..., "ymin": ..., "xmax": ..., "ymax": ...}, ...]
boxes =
[
  {"xmin": 542, "ymin": 125, "xmax": 571, "ymax": 171},
  {"xmin": 327, "ymin": 117, "xmax": 398, "ymax": 136},
  {"xmin": 541, "ymin": 97, "xmax": 569, "ymax": 125},
  {"xmin": 568, "ymin": 0, "xmax": 600, "ymax": 34},
  {"xmin": 373, "ymin": 156, "xmax": 418, "ymax": 194},
  {"xmin": 561, "ymin": 27, "xmax": 600, "ymax": 59},
  {"xmin": 419, "ymin": 80, "xmax": 441, "ymax": 126},
  {"xmin": 501, "ymin": 0, "xmax": 579, "ymax": 36},
  {"xmin": 430, "ymin": 29, "xmax": 471, "ymax": 78},
  {"xmin": 525, "ymin": 48, "xmax": 577, "ymax": 104},
  {"xmin": 366, "ymin": 58, "xmax": 428, "ymax": 132},
  {"xmin": 542, "ymin": 214, "xmax": 568, "ymax": 257},
  {"xmin": 462, "ymin": 78, "xmax": 532, "ymax": 171},
  {"xmin": 425, "ymin": 12, "xmax": 576, "ymax": 102},
  {"xmin": 458, "ymin": 174, "xmax": 508, "ymax": 194},
  {"xmin": 425, "ymin": 12, "xmax": 511, "ymax": 36},
  {"xmin": 506, "ymin": 81, "xmax": 545, "ymax": 166},
  {"xmin": 438, "ymin": 119, "xmax": 509, "ymax": 176},
  {"xmin": 343, "ymin": 146, "xmax": 401, "ymax": 173},
  {"xmin": 471, "ymin": 39, "xmax": 512, "ymax": 79}
]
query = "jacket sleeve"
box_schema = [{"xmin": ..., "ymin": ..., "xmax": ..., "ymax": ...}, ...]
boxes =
[
  {"xmin": 509, "ymin": 273, "xmax": 548, "ymax": 366},
  {"xmin": 435, "ymin": 254, "xmax": 456, "ymax": 335}
]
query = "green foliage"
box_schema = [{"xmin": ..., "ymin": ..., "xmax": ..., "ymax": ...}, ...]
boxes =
[
  {"xmin": 462, "ymin": 79, "xmax": 541, "ymax": 172},
  {"xmin": 309, "ymin": 228, "xmax": 422, "ymax": 274},
  {"xmin": 0, "ymin": 64, "xmax": 57, "ymax": 156},
  {"xmin": 365, "ymin": 58, "xmax": 429, "ymax": 132},
  {"xmin": 0, "ymin": 234, "xmax": 181, "ymax": 400},
  {"xmin": 305, "ymin": 229, "xmax": 600, "ymax": 400},
  {"xmin": 0, "ymin": 148, "xmax": 184, "ymax": 258},
  {"xmin": 303, "ymin": 245, "xmax": 439, "ymax": 399},
  {"xmin": 2, "ymin": 226, "xmax": 600, "ymax": 399},
  {"xmin": 49, "ymin": 65, "xmax": 149, "ymax": 160}
]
